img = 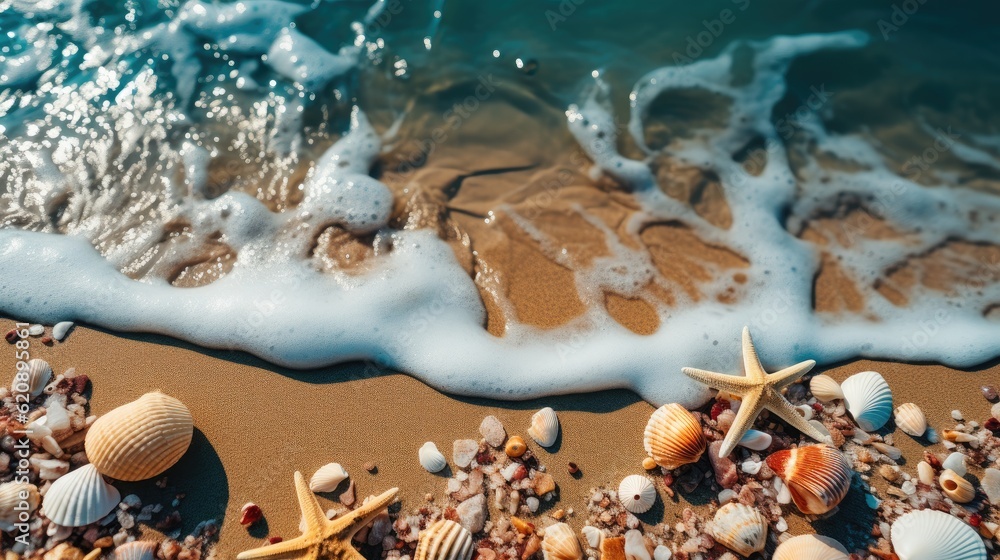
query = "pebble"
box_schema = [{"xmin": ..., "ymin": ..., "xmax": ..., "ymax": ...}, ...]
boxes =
[
  {"xmin": 901, "ymin": 480, "xmax": 916, "ymax": 495},
  {"xmin": 456, "ymin": 494, "xmax": 487, "ymax": 533},
  {"xmin": 641, "ymin": 457, "xmax": 656, "ymax": 470},
  {"xmin": 479, "ymin": 416, "xmax": 506, "ymax": 448},
  {"xmin": 740, "ymin": 460, "xmax": 762, "ymax": 475},
  {"xmin": 717, "ymin": 489, "xmax": 737, "ymax": 504},
  {"xmin": 774, "ymin": 477, "xmax": 791, "ymax": 504},
  {"xmin": 52, "ymin": 321, "xmax": 74, "ymax": 341},
  {"xmin": 526, "ymin": 496, "xmax": 539, "ymax": 513},
  {"xmin": 453, "ymin": 439, "xmax": 479, "ymax": 469},
  {"xmin": 568, "ymin": 462, "xmax": 580, "ymax": 474},
  {"xmin": 942, "ymin": 452, "xmax": 967, "ymax": 476},
  {"xmin": 364, "ymin": 462, "xmax": 377, "ymax": 473},
  {"xmin": 708, "ymin": 441, "xmax": 738, "ymax": 488},
  {"xmin": 951, "ymin": 410, "xmax": 963, "ymax": 421},
  {"xmin": 653, "ymin": 545, "xmax": 672, "ymax": 560},
  {"xmin": 992, "ymin": 402, "xmax": 1000, "ymax": 421},
  {"xmin": 866, "ymin": 493, "xmax": 881, "ymax": 509},
  {"xmin": 775, "ymin": 517, "xmax": 788, "ymax": 532},
  {"xmin": 28, "ymin": 324, "xmax": 44, "ymax": 336},
  {"xmin": 624, "ymin": 530, "xmax": 651, "ymax": 560},
  {"xmin": 983, "ymin": 385, "xmax": 999, "ymax": 402}
]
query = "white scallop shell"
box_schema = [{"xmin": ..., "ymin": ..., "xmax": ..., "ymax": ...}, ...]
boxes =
[
  {"xmin": 115, "ymin": 541, "xmax": 158, "ymax": 560},
  {"xmin": 11, "ymin": 358, "xmax": 52, "ymax": 398},
  {"xmin": 890, "ymin": 509, "xmax": 986, "ymax": 560},
  {"xmin": 0, "ymin": 482, "xmax": 40, "ymax": 531},
  {"xmin": 773, "ymin": 534, "xmax": 848, "ymax": 560},
  {"xmin": 617, "ymin": 475, "xmax": 656, "ymax": 514},
  {"xmin": 542, "ymin": 522, "xmax": 583, "ymax": 560},
  {"xmin": 809, "ymin": 375, "xmax": 844, "ymax": 402},
  {"xmin": 419, "ymin": 442, "xmax": 448, "ymax": 473},
  {"xmin": 42, "ymin": 464, "xmax": 121, "ymax": 527},
  {"xmin": 309, "ymin": 463, "xmax": 349, "ymax": 492},
  {"xmin": 415, "ymin": 519, "xmax": 474, "ymax": 560},
  {"xmin": 841, "ymin": 370, "xmax": 892, "ymax": 431},
  {"xmin": 982, "ymin": 467, "xmax": 1000, "ymax": 505},
  {"xmin": 527, "ymin": 407, "xmax": 560, "ymax": 448},
  {"xmin": 894, "ymin": 403, "xmax": 927, "ymax": 437},
  {"xmin": 711, "ymin": 502, "xmax": 767, "ymax": 557},
  {"xmin": 737, "ymin": 429, "xmax": 772, "ymax": 451}
]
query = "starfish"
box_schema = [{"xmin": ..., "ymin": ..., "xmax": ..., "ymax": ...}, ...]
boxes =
[
  {"xmin": 683, "ymin": 326, "xmax": 831, "ymax": 458},
  {"xmin": 237, "ymin": 472, "xmax": 399, "ymax": 560}
]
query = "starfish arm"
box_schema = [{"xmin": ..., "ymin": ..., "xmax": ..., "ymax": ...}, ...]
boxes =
[
  {"xmin": 741, "ymin": 327, "xmax": 766, "ymax": 383},
  {"xmin": 764, "ymin": 390, "xmax": 832, "ymax": 444},
  {"xmin": 293, "ymin": 471, "xmax": 330, "ymax": 532},
  {"xmin": 682, "ymin": 367, "xmax": 753, "ymax": 392},
  {"xmin": 236, "ymin": 535, "xmax": 314, "ymax": 560},
  {"xmin": 333, "ymin": 487, "xmax": 400, "ymax": 536},
  {"xmin": 769, "ymin": 359, "xmax": 816, "ymax": 389},
  {"xmin": 718, "ymin": 389, "xmax": 764, "ymax": 458}
]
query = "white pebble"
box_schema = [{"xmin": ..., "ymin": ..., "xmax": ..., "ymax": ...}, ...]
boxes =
[
  {"xmin": 740, "ymin": 460, "xmax": 762, "ymax": 475},
  {"xmin": 774, "ymin": 477, "xmax": 791, "ymax": 504},
  {"xmin": 775, "ymin": 517, "xmax": 788, "ymax": 532},
  {"xmin": 52, "ymin": 321, "xmax": 74, "ymax": 341},
  {"xmin": 951, "ymin": 410, "xmax": 963, "ymax": 421},
  {"xmin": 942, "ymin": 452, "xmax": 967, "ymax": 476},
  {"xmin": 526, "ymin": 496, "xmax": 539, "ymax": 513},
  {"xmin": 901, "ymin": 481, "xmax": 916, "ymax": 495},
  {"xmin": 653, "ymin": 545, "xmax": 672, "ymax": 560},
  {"xmin": 28, "ymin": 324, "xmax": 44, "ymax": 336},
  {"xmin": 717, "ymin": 489, "xmax": 737, "ymax": 504}
]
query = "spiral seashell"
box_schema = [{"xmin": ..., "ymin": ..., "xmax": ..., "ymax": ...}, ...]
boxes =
[
  {"xmin": 982, "ymin": 468, "xmax": 1000, "ymax": 505},
  {"xmin": 309, "ymin": 463, "xmax": 349, "ymax": 492},
  {"xmin": 527, "ymin": 407, "xmax": 560, "ymax": 448},
  {"xmin": 891, "ymin": 509, "xmax": 986, "ymax": 560},
  {"xmin": 938, "ymin": 470, "xmax": 975, "ymax": 503},
  {"xmin": 773, "ymin": 534, "xmax": 848, "ymax": 560},
  {"xmin": 115, "ymin": 541, "xmax": 158, "ymax": 560},
  {"xmin": 765, "ymin": 444, "xmax": 852, "ymax": 515},
  {"xmin": 894, "ymin": 403, "xmax": 927, "ymax": 437},
  {"xmin": 415, "ymin": 519, "xmax": 474, "ymax": 560},
  {"xmin": 809, "ymin": 375, "xmax": 844, "ymax": 402},
  {"xmin": 419, "ymin": 442, "xmax": 448, "ymax": 473},
  {"xmin": 0, "ymin": 482, "xmax": 40, "ymax": 531},
  {"xmin": 841, "ymin": 370, "xmax": 892, "ymax": 431},
  {"xmin": 643, "ymin": 403, "xmax": 706, "ymax": 469},
  {"xmin": 542, "ymin": 522, "xmax": 583, "ymax": 560},
  {"xmin": 617, "ymin": 475, "xmax": 656, "ymax": 514},
  {"xmin": 710, "ymin": 502, "xmax": 767, "ymax": 557},
  {"xmin": 11, "ymin": 358, "xmax": 52, "ymax": 398},
  {"xmin": 85, "ymin": 392, "xmax": 193, "ymax": 481},
  {"xmin": 42, "ymin": 464, "xmax": 121, "ymax": 527}
]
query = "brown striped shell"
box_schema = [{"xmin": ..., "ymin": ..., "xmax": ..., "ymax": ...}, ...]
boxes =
[
  {"xmin": 415, "ymin": 519, "xmax": 475, "ymax": 560},
  {"xmin": 643, "ymin": 403, "xmax": 706, "ymax": 469},
  {"xmin": 765, "ymin": 444, "xmax": 852, "ymax": 515}
]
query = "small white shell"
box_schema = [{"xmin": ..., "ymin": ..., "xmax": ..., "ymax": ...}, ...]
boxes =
[
  {"xmin": 617, "ymin": 475, "xmax": 656, "ymax": 514},
  {"xmin": 916, "ymin": 461, "xmax": 935, "ymax": 485},
  {"xmin": 711, "ymin": 502, "xmax": 767, "ymax": 557},
  {"xmin": 414, "ymin": 519, "xmax": 474, "ymax": 560},
  {"xmin": 581, "ymin": 526, "xmax": 603, "ymax": 549},
  {"xmin": 52, "ymin": 321, "xmax": 74, "ymax": 341},
  {"xmin": 11, "ymin": 358, "xmax": 52, "ymax": 398},
  {"xmin": 773, "ymin": 534, "xmax": 848, "ymax": 560},
  {"xmin": 841, "ymin": 370, "xmax": 892, "ymax": 431},
  {"xmin": 809, "ymin": 375, "xmax": 844, "ymax": 402},
  {"xmin": 894, "ymin": 403, "xmax": 927, "ymax": 437},
  {"xmin": 42, "ymin": 464, "xmax": 121, "ymax": 527},
  {"xmin": 982, "ymin": 468, "xmax": 1000, "ymax": 505},
  {"xmin": 624, "ymin": 530, "xmax": 650, "ymax": 560},
  {"xmin": 942, "ymin": 452, "xmax": 967, "ymax": 476},
  {"xmin": 737, "ymin": 429, "xmax": 772, "ymax": 451},
  {"xmin": 0, "ymin": 482, "xmax": 40, "ymax": 531},
  {"xmin": 309, "ymin": 463, "xmax": 349, "ymax": 493},
  {"xmin": 115, "ymin": 541, "xmax": 158, "ymax": 560},
  {"xmin": 542, "ymin": 522, "xmax": 583, "ymax": 560},
  {"xmin": 890, "ymin": 509, "xmax": 986, "ymax": 560},
  {"xmin": 419, "ymin": 442, "xmax": 448, "ymax": 473},
  {"xmin": 527, "ymin": 407, "xmax": 560, "ymax": 448}
]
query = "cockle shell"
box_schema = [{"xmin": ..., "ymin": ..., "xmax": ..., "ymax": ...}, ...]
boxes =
[
  {"xmin": 419, "ymin": 442, "xmax": 448, "ymax": 473},
  {"xmin": 309, "ymin": 463, "xmax": 349, "ymax": 492},
  {"xmin": 765, "ymin": 444, "xmax": 852, "ymax": 515},
  {"xmin": 617, "ymin": 475, "xmax": 656, "ymax": 514},
  {"xmin": 773, "ymin": 534, "xmax": 848, "ymax": 560},
  {"xmin": 11, "ymin": 358, "xmax": 52, "ymax": 398},
  {"xmin": 42, "ymin": 463, "xmax": 121, "ymax": 527},
  {"xmin": 643, "ymin": 403, "xmax": 706, "ymax": 470},
  {"xmin": 841, "ymin": 370, "xmax": 892, "ymax": 431},
  {"xmin": 542, "ymin": 522, "xmax": 583, "ymax": 560},
  {"xmin": 115, "ymin": 541, "xmax": 158, "ymax": 560},
  {"xmin": 415, "ymin": 519, "xmax": 474, "ymax": 560},
  {"xmin": 894, "ymin": 403, "xmax": 927, "ymax": 437},
  {"xmin": 938, "ymin": 470, "xmax": 975, "ymax": 503},
  {"xmin": 85, "ymin": 392, "xmax": 194, "ymax": 481},
  {"xmin": 0, "ymin": 482, "xmax": 40, "ymax": 531},
  {"xmin": 710, "ymin": 502, "xmax": 767, "ymax": 557},
  {"xmin": 982, "ymin": 468, "xmax": 1000, "ymax": 505},
  {"xmin": 527, "ymin": 407, "xmax": 560, "ymax": 448},
  {"xmin": 890, "ymin": 509, "xmax": 986, "ymax": 560},
  {"xmin": 809, "ymin": 375, "xmax": 844, "ymax": 402}
]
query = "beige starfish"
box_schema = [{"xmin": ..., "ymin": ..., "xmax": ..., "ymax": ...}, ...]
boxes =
[
  {"xmin": 683, "ymin": 326, "xmax": 831, "ymax": 458},
  {"xmin": 237, "ymin": 472, "xmax": 399, "ymax": 560}
]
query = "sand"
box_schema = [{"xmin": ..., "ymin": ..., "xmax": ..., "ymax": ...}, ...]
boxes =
[{"xmin": 9, "ymin": 319, "xmax": 997, "ymax": 557}]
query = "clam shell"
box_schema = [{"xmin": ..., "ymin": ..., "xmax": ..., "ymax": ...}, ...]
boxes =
[
  {"xmin": 841, "ymin": 370, "xmax": 892, "ymax": 431},
  {"xmin": 419, "ymin": 442, "xmax": 448, "ymax": 473},
  {"xmin": 643, "ymin": 403, "xmax": 706, "ymax": 469},
  {"xmin": 85, "ymin": 392, "xmax": 194, "ymax": 481},
  {"xmin": 617, "ymin": 475, "xmax": 656, "ymax": 514},
  {"xmin": 711, "ymin": 502, "xmax": 767, "ymax": 557},
  {"xmin": 890, "ymin": 509, "xmax": 986, "ymax": 560},
  {"xmin": 894, "ymin": 403, "xmax": 927, "ymax": 437},
  {"xmin": 809, "ymin": 375, "xmax": 844, "ymax": 402},
  {"xmin": 309, "ymin": 463, "xmax": 349, "ymax": 492},
  {"xmin": 11, "ymin": 358, "xmax": 52, "ymax": 398},
  {"xmin": 415, "ymin": 519, "xmax": 474, "ymax": 560},
  {"xmin": 542, "ymin": 522, "xmax": 583, "ymax": 560},
  {"xmin": 765, "ymin": 444, "xmax": 851, "ymax": 515},
  {"xmin": 773, "ymin": 534, "xmax": 848, "ymax": 560},
  {"xmin": 939, "ymin": 470, "xmax": 975, "ymax": 503},
  {"xmin": 982, "ymin": 467, "xmax": 1000, "ymax": 505},
  {"xmin": 527, "ymin": 407, "xmax": 560, "ymax": 448},
  {"xmin": 0, "ymin": 482, "xmax": 40, "ymax": 530},
  {"xmin": 42, "ymin": 463, "xmax": 121, "ymax": 527},
  {"xmin": 115, "ymin": 541, "xmax": 158, "ymax": 560}
]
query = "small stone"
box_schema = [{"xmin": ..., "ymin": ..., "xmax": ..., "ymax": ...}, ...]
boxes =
[
  {"xmin": 551, "ymin": 509, "xmax": 565, "ymax": 520},
  {"xmin": 267, "ymin": 537, "xmax": 283, "ymax": 545},
  {"xmin": 453, "ymin": 439, "xmax": 479, "ymax": 469},
  {"xmin": 775, "ymin": 517, "xmax": 788, "ymax": 532},
  {"xmin": 641, "ymin": 457, "xmax": 657, "ymax": 470},
  {"xmin": 568, "ymin": 462, "xmax": 580, "ymax": 474},
  {"xmin": 41, "ymin": 335, "xmax": 54, "ymax": 345},
  {"xmin": 992, "ymin": 402, "xmax": 1000, "ymax": 421},
  {"xmin": 5, "ymin": 329, "xmax": 18, "ymax": 343},
  {"xmin": 623, "ymin": 530, "xmax": 650, "ymax": 560},
  {"xmin": 505, "ymin": 436, "xmax": 527, "ymax": 458},
  {"xmin": 533, "ymin": 472, "xmax": 556, "ymax": 496},
  {"xmin": 526, "ymin": 497, "xmax": 539, "ymax": 513},
  {"xmin": 477, "ymin": 549, "xmax": 497, "ymax": 560},
  {"xmin": 480, "ymin": 416, "xmax": 506, "ymax": 448},
  {"xmin": 240, "ymin": 502, "xmax": 263, "ymax": 526},
  {"xmin": 717, "ymin": 489, "xmax": 737, "ymax": 504},
  {"xmin": 121, "ymin": 494, "xmax": 142, "ymax": 510},
  {"xmin": 93, "ymin": 536, "xmax": 114, "ymax": 548},
  {"xmin": 653, "ymin": 545, "xmax": 671, "ymax": 560},
  {"xmin": 878, "ymin": 464, "xmax": 899, "ymax": 482},
  {"xmin": 339, "ymin": 480, "xmax": 356, "ymax": 507},
  {"xmin": 740, "ymin": 460, "xmax": 761, "ymax": 475},
  {"xmin": 951, "ymin": 410, "xmax": 963, "ymax": 421},
  {"xmin": 43, "ymin": 543, "xmax": 84, "ymax": 560},
  {"xmin": 456, "ymin": 494, "xmax": 487, "ymax": 533},
  {"xmin": 708, "ymin": 441, "xmax": 738, "ymax": 489},
  {"xmin": 982, "ymin": 386, "xmax": 999, "ymax": 402},
  {"xmin": 901, "ymin": 480, "xmax": 916, "ymax": 495},
  {"xmin": 28, "ymin": 324, "xmax": 44, "ymax": 336},
  {"xmin": 52, "ymin": 321, "xmax": 74, "ymax": 341},
  {"xmin": 363, "ymin": 462, "xmax": 377, "ymax": 473}
]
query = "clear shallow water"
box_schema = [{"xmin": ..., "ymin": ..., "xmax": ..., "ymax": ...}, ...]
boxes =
[{"xmin": 1, "ymin": 0, "xmax": 999, "ymax": 405}]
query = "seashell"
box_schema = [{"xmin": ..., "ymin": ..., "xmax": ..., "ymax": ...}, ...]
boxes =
[
  {"xmin": 941, "ymin": 430, "xmax": 976, "ymax": 443},
  {"xmin": 643, "ymin": 403, "xmax": 706, "ymax": 469},
  {"xmin": 871, "ymin": 442, "xmax": 901, "ymax": 461},
  {"xmin": 809, "ymin": 375, "xmax": 844, "ymax": 402},
  {"xmin": 795, "ymin": 404, "xmax": 815, "ymax": 421},
  {"xmin": 52, "ymin": 321, "xmax": 74, "ymax": 341},
  {"xmin": 894, "ymin": 403, "xmax": 927, "ymax": 437},
  {"xmin": 115, "ymin": 541, "xmax": 158, "ymax": 560},
  {"xmin": 418, "ymin": 442, "xmax": 448, "ymax": 473},
  {"xmin": 415, "ymin": 519, "xmax": 474, "ymax": 560},
  {"xmin": 710, "ymin": 502, "xmax": 767, "ymax": 557},
  {"xmin": 891, "ymin": 509, "xmax": 986, "ymax": 560},
  {"xmin": 542, "ymin": 522, "xmax": 583, "ymax": 560},
  {"xmin": 916, "ymin": 461, "xmax": 936, "ymax": 486},
  {"xmin": 527, "ymin": 407, "xmax": 560, "ymax": 448},
  {"xmin": 0, "ymin": 482, "xmax": 40, "ymax": 531},
  {"xmin": 581, "ymin": 526, "xmax": 603, "ymax": 549},
  {"xmin": 309, "ymin": 463, "xmax": 349, "ymax": 492},
  {"xmin": 617, "ymin": 475, "xmax": 656, "ymax": 514},
  {"xmin": 938, "ymin": 470, "xmax": 975, "ymax": 503},
  {"xmin": 85, "ymin": 392, "xmax": 194, "ymax": 481},
  {"xmin": 993, "ymin": 402, "xmax": 1000, "ymax": 421},
  {"xmin": 942, "ymin": 452, "xmax": 967, "ymax": 476},
  {"xmin": 841, "ymin": 370, "xmax": 892, "ymax": 431},
  {"xmin": 623, "ymin": 530, "xmax": 650, "ymax": 560},
  {"xmin": 11, "ymin": 358, "xmax": 52, "ymax": 398},
  {"xmin": 982, "ymin": 468, "xmax": 1000, "ymax": 505},
  {"xmin": 42, "ymin": 463, "xmax": 121, "ymax": 527},
  {"xmin": 773, "ymin": 534, "xmax": 848, "ymax": 560},
  {"xmin": 765, "ymin": 444, "xmax": 851, "ymax": 515},
  {"xmin": 737, "ymin": 429, "xmax": 771, "ymax": 451}
]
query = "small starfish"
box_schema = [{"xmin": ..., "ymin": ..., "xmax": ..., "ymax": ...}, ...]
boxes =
[
  {"xmin": 683, "ymin": 326, "xmax": 831, "ymax": 458},
  {"xmin": 237, "ymin": 472, "xmax": 399, "ymax": 560}
]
